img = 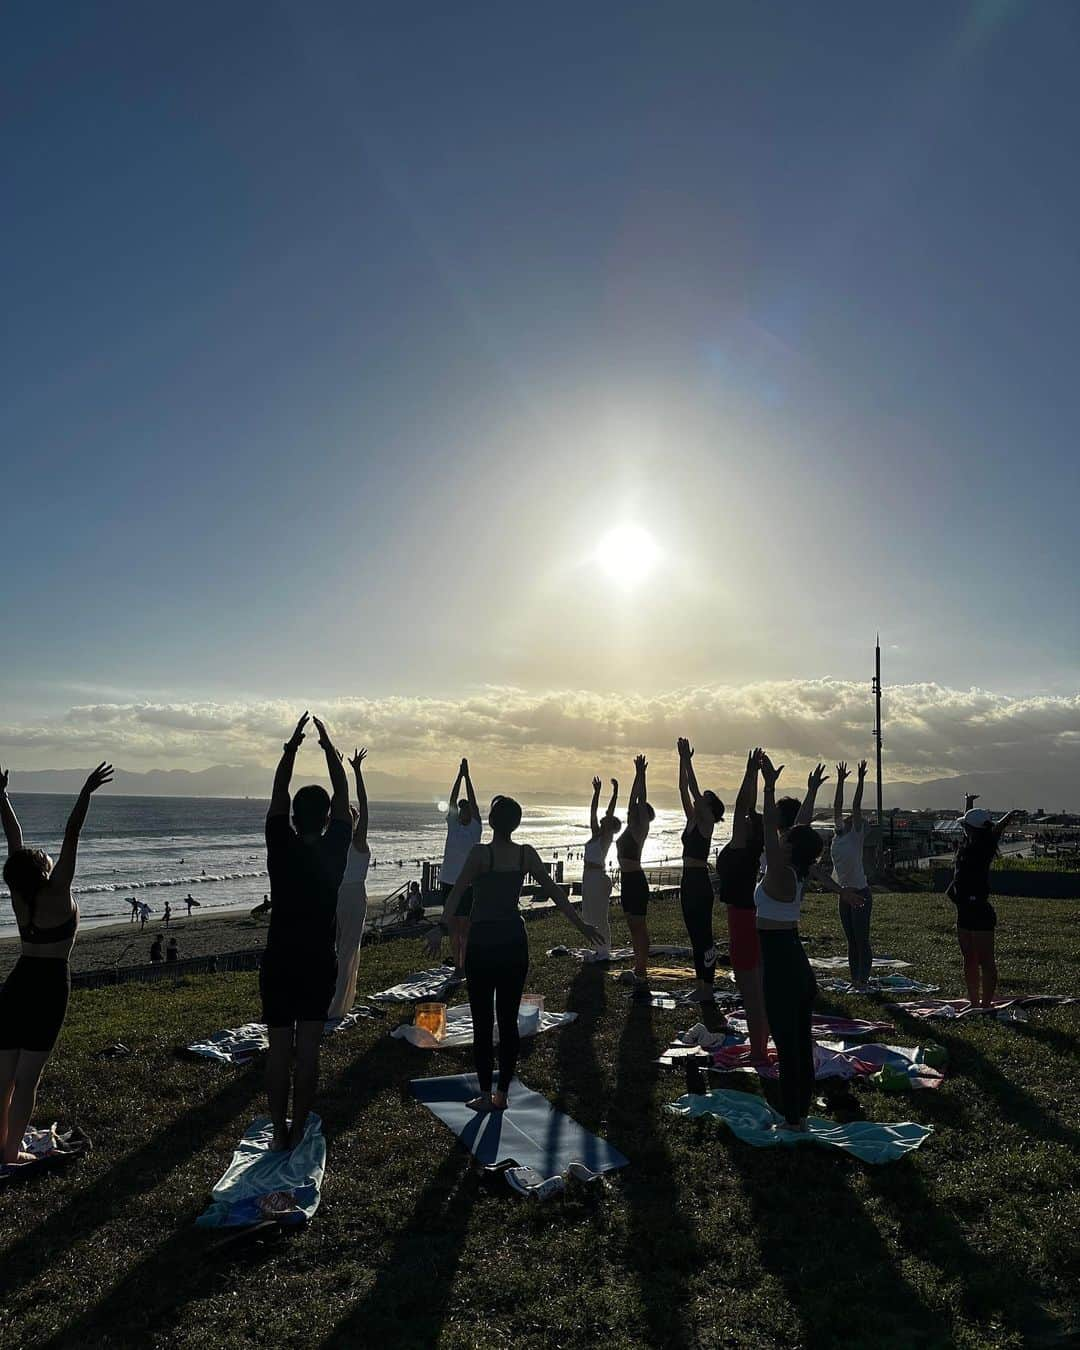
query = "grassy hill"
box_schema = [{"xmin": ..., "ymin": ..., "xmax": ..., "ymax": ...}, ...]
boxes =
[{"xmin": 1, "ymin": 893, "xmax": 1078, "ymax": 1349}]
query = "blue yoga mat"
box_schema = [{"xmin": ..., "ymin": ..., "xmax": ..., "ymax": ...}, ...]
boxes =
[
  {"xmin": 667, "ymin": 1088, "xmax": 931, "ymax": 1163},
  {"xmin": 411, "ymin": 1073, "xmax": 629, "ymax": 1176}
]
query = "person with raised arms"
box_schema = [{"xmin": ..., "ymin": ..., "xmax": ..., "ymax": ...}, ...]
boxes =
[
  {"xmin": 676, "ymin": 737, "xmax": 725, "ymax": 1002},
  {"xmin": 262, "ymin": 714, "xmax": 352, "ymax": 1151},
  {"xmin": 755, "ymin": 752, "xmax": 865, "ymax": 1131},
  {"xmin": 832, "ymin": 759, "xmax": 874, "ymax": 986},
  {"xmin": 715, "ymin": 749, "xmax": 769, "ymax": 1059},
  {"xmin": 582, "ymin": 775, "xmax": 620, "ymax": 959},
  {"xmin": 327, "ymin": 747, "xmax": 371, "ymax": 1020},
  {"xmin": 1, "ymin": 762, "xmax": 113, "ymax": 1164},
  {"xmin": 947, "ymin": 806, "xmax": 1019, "ymax": 1007},
  {"xmin": 616, "ymin": 755, "xmax": 655, "ymax": 988},
  {"xmin": 426, "ymin": 795, "xmax": 603, "ymax": 1112},
  {"xmin": 440, "ymin": 758, "xmax": 482, "ymax": 974}
]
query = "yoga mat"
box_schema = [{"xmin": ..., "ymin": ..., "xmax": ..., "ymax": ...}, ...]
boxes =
[
  {"xmin": 370, "ymin": 965, "xmax": 461, "ymax": 1002},
  {"xmin": 819, "ymin": 976, "xmax": 941, "ymax": 995},
  {"xmin": 724, "ymin": 1011, "xmax": 894, "ymax": 1040},
  {"xmin": 196, "ymin": 1113, "xmax": 325, "ymax": 1228},
  {"xmin": 185, "ymin": 1011, "xmax": 371, "ymax": 1064},
  {"xmin": 546, "ymin": 944, "xmax": 692, "ymax": 963},
  {"xmin": 667, "ymin": 1088, "xmax": 932, "ymax": 1162},
  {"xmin": 889, "ymin": 996, "xmax": 1079, "ymax": 1021},
  {"xmin": 391, "ymin": 1003, "xmax": 577, "ymax": 1049},
  {"xmin": 411, "ymin": 1073, "xmax": 629, "ymax": 1176},
  {"xmin": 809, "ymin": 956, "xmax": 913, "ymax": 971}
]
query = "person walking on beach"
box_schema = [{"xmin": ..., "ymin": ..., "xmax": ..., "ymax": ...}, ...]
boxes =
[
  {"xmin": 617, "ymin": 755, "xmax": 654, "ymax": 988},
  {"xmin": 832, "ymin": 760, "xmax": 874, "ymax": 986},
  {"xmin": 129, "ymin": 896, "xmax": 139, "ymax": 923},
  {"xmin": 262, "ymin": 713, "xmax": 352, "ymax": 1151},
  {"xmin": 440, "ymin": 759, "xmax": 482, "ymax": 973},
  {"xmin": 150, "ymin": 935, "xmax": 164, "ymax": 964},
  {"xmin": 677, "ymin": 738, "xmax": 724, "ymax": 1002},
  {"xmin": 426, "ymin": 795, "xmax": 603, "ymax": 1112},
  {"xmin": 184, "ymin": 894, "xmax": 196, "ymax": 918},
  {"xmin": 162, "ymin": 901, "xmax": 172, "ymax": 928},
  {"xmin": 716, "ymin": 750, "xmax": 769, "ymax": 1059},
  {"xmin": 947, "ymin": 807, "xmax": 1018, "ymax": 1008},
  {"xmin": 582, "ymin": 776, "xmax": 620, "ymax": 959},
  {"xmin": 138, "ymin": 902, "xmax": 150, "ymax": 931},
  {"xmin": 0, "ymin": 762, "xmax": 113, "ymax": 1164},
  {"xmin": 327, "ymin": 748, "xmax": 371, "ymax": 1020}
]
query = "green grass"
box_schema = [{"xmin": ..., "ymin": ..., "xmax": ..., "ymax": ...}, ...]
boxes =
[{"xmin": 2, "ymin": 893, "xmax": 1078, "ymax": 1349}]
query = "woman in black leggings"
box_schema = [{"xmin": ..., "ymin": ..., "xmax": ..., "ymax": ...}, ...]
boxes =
[
  {"xmin": 427, "ymin": 795, "xmax": 602, "ymax": 1112},
  {"xmin": 676, "ymin": 737, "xmax": 724, "ymax": 1001}
]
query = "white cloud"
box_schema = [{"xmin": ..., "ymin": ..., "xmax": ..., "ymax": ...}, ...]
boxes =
[{"xmin": 2, "ymin": 680, "xmax": 1077, "ymax": 795}]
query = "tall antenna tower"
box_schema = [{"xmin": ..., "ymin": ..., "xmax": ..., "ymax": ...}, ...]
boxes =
[{"xmin": 872, "ymin": 635, "xmax": 884, "ymax": 828}]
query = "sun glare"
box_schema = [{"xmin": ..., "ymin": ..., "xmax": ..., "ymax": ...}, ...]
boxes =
[{"xmin": 594, "ymin": 523, "xmax": 662, "ymax": 585}]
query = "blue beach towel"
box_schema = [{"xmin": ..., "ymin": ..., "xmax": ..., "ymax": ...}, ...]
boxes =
[
  {"xmin": 667, "ymin": 1088, "xmax": 931, "ymax": 1163},
  {"xmin": 411, "ymin": 1073, "xmax": 628, "ymax": 1176},
  {"xmin": 196, "ymin": 1113, "xmax": 326, "ymax": 1227}
]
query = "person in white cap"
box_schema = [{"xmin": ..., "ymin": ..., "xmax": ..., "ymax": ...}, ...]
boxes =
[{"xmin": 946, "ymin": 807, "xmax": 1018, "ymax": 1007}]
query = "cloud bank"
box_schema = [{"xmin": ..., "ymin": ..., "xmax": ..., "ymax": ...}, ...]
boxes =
[{"xmin": 2, "ymin": 680, "xmax": 1077, "ymax": 796}]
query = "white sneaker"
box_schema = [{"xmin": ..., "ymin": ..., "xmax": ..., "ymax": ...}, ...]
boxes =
[
  {"xmin": 506, "ymin": 1167, "xmax": 566, "ymax": 1200},
  {"xmin": 566, "ymin": 1162, "xmax": 601, "ymax": 1185}
]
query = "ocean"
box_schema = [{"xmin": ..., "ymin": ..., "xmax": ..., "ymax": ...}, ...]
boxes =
[{"xmin": 1, "ymin": 794, "xmax": 718, "ymax": 933}]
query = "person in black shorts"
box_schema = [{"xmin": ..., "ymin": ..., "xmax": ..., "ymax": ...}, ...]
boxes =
[
  {"xmin": 947, "ymin": 807, "xmax": 1018, "ymax": 1007},
  {"xmin": 262, "ymin": 713, "xmax": 352, "ymax": 1151},
  {"xmin": 616, "ymin": 754, "xmax": 655, "ymax": 988}
]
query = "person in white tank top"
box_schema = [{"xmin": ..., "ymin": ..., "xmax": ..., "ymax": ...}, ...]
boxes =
[
  {"xmin": 328, "ymin": 748, "xmax": 371, "ymax": 1019},
  {"xmin": 581, "ymin": 776, "xmax": 619, "ymax": 957},
  {"xmin": 831, "ymin": 760, "xmax": 874, "ymax": 986}
]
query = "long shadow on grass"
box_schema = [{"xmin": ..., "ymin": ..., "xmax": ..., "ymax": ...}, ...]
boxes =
[
  {"xmin": 733, "ymin": 1145, "xmax": 943, "ymax": 1347},
  {"xmin": 552, "ymin": 959, "xmax": 607, "ymax": 1126},
  {"xmin": 888, "ymin": 1011, "xmax": 1080, "ymax": 1150},
  {"xmin": 865, "ymin": 1154, "xmax": 1062, "ymax": 1345},
  {"xmin": 319, "ymin": 1149, "xmax": 476, "ymax": 1347},
  {"xmin": 609, "ymin": 999, "xmax": 705, "ymax": 1350},
  {"xmin": 0, "ymin": 1064, "xmax": 263, "ymax": 1303}
]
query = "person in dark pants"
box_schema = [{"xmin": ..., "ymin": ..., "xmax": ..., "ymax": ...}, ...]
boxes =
[
  {"xmin": 262, "ymin": 713, "xmax": 352, "ymax": 1152},
  {"xmin": 426, "ymin": 795, "xmax": 602, "ymax": 1113},
  {"xmin": 166, "ymin": 937, "xmax": 179, "ymax": 963},
  {"xmin": 676, "ymin": 737, "xmax": 724, "ymax": 1002},
  {"xmin": 150, "ymin": 936, "xmax": 164, "ymax": 964},
  {"xmin": 754, "ymin": 752, "xmax": 864, "ymax": 1131}
]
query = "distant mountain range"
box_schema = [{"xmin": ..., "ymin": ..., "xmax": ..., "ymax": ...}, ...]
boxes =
[{"xmin": 6, "ymin": 765, "xmax": 1073, "ymax": 813}]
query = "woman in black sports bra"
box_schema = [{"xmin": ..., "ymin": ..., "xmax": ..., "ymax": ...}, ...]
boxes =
[
  {"xmin": 427, "ymin": 795, "xmax": 602, "ymax": 1112},
  {"xmin": 677, "ymin": 738, "xmax": 725, "ymax": 1002},
  {"xmin": 0, "ymin": 762, "xmax": 112, "ymax": 1164},
  {"xmin": 616, "ymin": 754, "xmax": 655, "ymax": 987}
]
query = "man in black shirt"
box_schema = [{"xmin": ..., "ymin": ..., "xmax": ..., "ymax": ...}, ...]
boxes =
[{"xmin": 262, "ymin": 712, "xmax": 352, "ymax": 1151}]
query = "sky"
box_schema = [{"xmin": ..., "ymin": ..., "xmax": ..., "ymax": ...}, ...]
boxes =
[{"xmin": 3, "ymin": 1, "xmax": 1079, "ymax": 804}]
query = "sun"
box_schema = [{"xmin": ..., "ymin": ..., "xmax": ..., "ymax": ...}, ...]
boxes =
[{"xmin": 593, "ymin": 523, "xmax": 662, "ymax": 585}]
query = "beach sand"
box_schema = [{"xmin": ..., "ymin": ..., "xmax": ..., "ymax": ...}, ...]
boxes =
[{"xmin": 0, "ymin": 909, "xmax": 271, "ymax": 980}]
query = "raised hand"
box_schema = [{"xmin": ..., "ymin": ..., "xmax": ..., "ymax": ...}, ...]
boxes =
[
  {"xmin": 836, "ymin": 761, "xmax": 850, "ymax": 782},
  {"xmin": 349, "ymin": 747, "xmax": 368, "ymax": 773},
  {"xmin": 634, "ymin": 753, "xmax": 647, "ymax": 772},
  {"xmin": 611, "ymin": 778, "xmax": 619, "ymax": 793},
  {"xmin": 857, "ymin": 760, "xmax": 868, "ymax": 780},
  {"xmin": 0, "ymin": 764, "xmax": 8, "ymax": 792},
  {"xmin": 312, "ymin": 716, "xmax": 333, "ymax": 749},
  {"xmin": 807, "ymin": 763, "xmax": 830, "ymax": 793},
  {"xmin": 285, "ymin": 712, "xmax": 309, "ymax": 752},
  {"xmin": 83, "ymin": 762, "xmax": 114, "ymax": 793},
  {"xmin": 592, "ymin": 776, "xmax": 602, "ymax": 794},
  {"xmin": 759, "ymin": 752, "xmax": 784, "ymax": 788}
]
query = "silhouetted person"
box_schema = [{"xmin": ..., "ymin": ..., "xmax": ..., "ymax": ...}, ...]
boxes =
[
  {"xmin": 150, "ymin": 935, "xmax": 164, "ymax": 964},
  {"xmin": 328, "ymin": 749, "xmax": 371, "ymax": 1020}
]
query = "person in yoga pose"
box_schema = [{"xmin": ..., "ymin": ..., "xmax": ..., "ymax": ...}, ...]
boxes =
[
  {"xmin": 617, "ymin": 755, "xmax": 654, "ymax": 987},
  {"xmin": 832, "ymin": 760, "xmax": 873, "ymax": 985},
  {"xmin": 426, "ymin": 795, "xmax": 603, "ymax": 1112},
  {"xmin": 677, "ymin": 738, "xmax": 724, "ymax": 1001},
  {"xmin": 262, "ymin": 714, "xmax": 352, "ymax": 1151},
  {"xmin": 441, "ymin": 758, "xmax": 482, "ymax": 973},
  {"xmin": 328, "ymin": 748, "xmax": 371, "ymax": 1020},
  {"xmin": 755, "ymin": 753, "xmax": 865, "ymax": 1130},
  {"xmin": 582, "ymin": 776, "xmax": 620, "ymax": 959},
  {"xmin": 1, "ymin": 762, "xmax": 113, "ymax": 1164},
  {"xmin": 947, "ymin": 807, "xmax": 1018, "ymax": 1007},
  {"xmin": 715, "ymin": 750, "xmax": 769, "ymax": 1059}
]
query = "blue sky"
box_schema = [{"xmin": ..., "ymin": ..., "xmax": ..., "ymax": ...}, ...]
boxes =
[{"xmin": 3, "ymin": 2, "xmax": 1078, "ymax": 796}]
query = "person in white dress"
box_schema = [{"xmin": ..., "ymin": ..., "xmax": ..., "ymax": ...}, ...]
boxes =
[
  {"xmin": 582, "ymin": 776, "xmax": 619, "ymax": 958},
  {"xmin": 328, "ymin": 748, "xmax": 371, "ymax": 1019},
  {"xmin": 441, "ymin": 758, "xmax": 482, "ymax": 973}
]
